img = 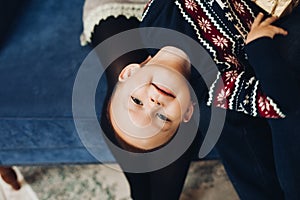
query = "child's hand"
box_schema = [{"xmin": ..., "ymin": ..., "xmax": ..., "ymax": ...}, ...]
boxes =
[{"xmin": 245, "ymin": 12, "xmax": 288, "ymax": 44}]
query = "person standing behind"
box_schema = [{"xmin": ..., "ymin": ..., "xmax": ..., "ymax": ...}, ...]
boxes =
[
  {"xmin": 245, "ymin": 10, "xmax": 300, "ymax": 200},
  {"xmin": 140, "ymin": 0, "xmax": 300, "ymax": 199}
]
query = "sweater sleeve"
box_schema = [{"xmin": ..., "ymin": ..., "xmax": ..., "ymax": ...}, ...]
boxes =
[{"xmin": 245, "ymin": 37, "xmax": 300, "ymax": 115}]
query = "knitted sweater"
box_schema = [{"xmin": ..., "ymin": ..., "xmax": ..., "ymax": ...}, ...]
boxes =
[{"xmin": 141, "ymin": 0, "xmax": 285, "ymax": 118}]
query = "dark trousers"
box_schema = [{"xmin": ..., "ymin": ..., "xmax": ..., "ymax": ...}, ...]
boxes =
[
  {"xmin": 123, "ymin": 148, "xmax": 192, "ymax": 200},
  {"xmin": 216, "ymin": 110, "xmax": 284, "ymax": 200},
  {"xmin": 217, "ymin": 111, "xmax": 300, "ymax": 200},
  {"xmin": 268, "ymin": 114, "xmax": 300, "ymax": 200}
]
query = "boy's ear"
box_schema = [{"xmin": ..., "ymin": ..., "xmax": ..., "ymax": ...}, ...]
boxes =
[
  {"xmin": 182, "ymin": 102, "xmax": 194, "ymax": 123},
  {"xmin": 118, "ymin": 63, "xmax": 141, "ymax": 82},
  {"xmin": 118, "ymin": 55, "xmax": 152, "ymax": 82}
]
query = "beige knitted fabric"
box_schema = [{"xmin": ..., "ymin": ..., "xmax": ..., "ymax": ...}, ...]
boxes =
[{"xmin": 80, "ymin": 0, "xmax": 148, "ymax": 45}]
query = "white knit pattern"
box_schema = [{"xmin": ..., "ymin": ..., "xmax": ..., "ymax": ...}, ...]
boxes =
[{"xmin": 80, "ymin": 1, "xmax": 147, "ymax": 46}]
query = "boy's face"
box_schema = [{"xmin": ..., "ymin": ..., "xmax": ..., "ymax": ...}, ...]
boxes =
[{"xmin": 110, "ymin": 63, "xmax": 193, "ymax": 150}]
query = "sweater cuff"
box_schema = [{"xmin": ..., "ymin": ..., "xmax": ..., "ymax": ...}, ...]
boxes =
[{"xmin": 245, "ymin": 37, "xmax": 275, "ymax": 58}]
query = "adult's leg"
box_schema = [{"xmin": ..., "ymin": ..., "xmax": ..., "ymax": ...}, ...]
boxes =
[
  {"xmin": 123, "ymin": 172, "xmax": 151, "ymax": 200},
  {"xmin": 216, "ymin": 110, "xmax": 284, "ymax": 200},
  {"xmin": 124, "ymin": 149, "xmax": 192, "ymax": 200},
  {"xmin": 264, "ymin": 8, "xmax": 300, "ymax": 198},
  {"xmin": 269, "ymin": 115, "xmax": 300, "ymax": 200}
]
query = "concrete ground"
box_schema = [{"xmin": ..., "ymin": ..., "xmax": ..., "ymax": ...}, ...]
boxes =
[{"xmin": 0, "ymin": 161, "xmax": 239, "ymax": 200}]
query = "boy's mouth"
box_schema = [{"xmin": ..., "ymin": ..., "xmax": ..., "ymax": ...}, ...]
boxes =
[{"xmin": 151, "ymin": 83, "xmax": 176, "ymax": 98}]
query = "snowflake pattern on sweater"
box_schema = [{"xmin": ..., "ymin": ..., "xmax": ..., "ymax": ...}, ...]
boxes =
[{"xmin": 143, "ymin": 0, "xmax": 285, "ymax": 118}]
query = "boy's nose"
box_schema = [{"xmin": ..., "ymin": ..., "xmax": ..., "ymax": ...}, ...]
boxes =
[{"xmin": 150, "ymin": 97, "xmax": 161, "ymax": 106}]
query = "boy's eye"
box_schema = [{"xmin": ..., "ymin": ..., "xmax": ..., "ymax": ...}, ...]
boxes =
[
  {"xmin": 156, "ymin": 113, "xmax": 171, "ymax": 122},
  {"xmin": 131, "ymin": 96, "xmax": 143, "ymax": 106}
]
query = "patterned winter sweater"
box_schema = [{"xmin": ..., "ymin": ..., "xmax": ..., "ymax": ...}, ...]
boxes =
[{"xmin": 141, "ymin": 0, "xmax": 285, "ymax": 118}]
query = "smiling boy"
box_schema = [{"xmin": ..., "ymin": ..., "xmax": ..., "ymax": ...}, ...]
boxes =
[{"xmin": 109, "ymin": 46, "xmax": 195, "ymax": 150}]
